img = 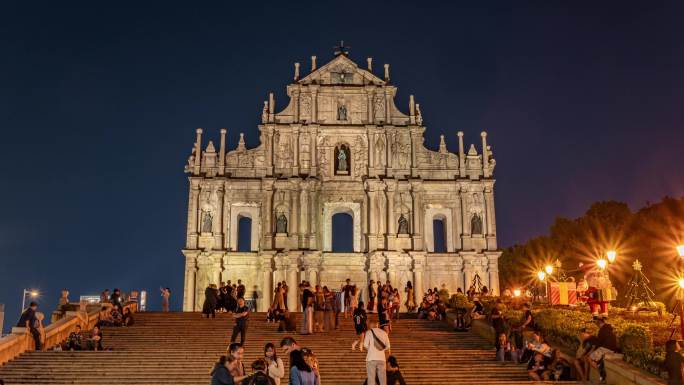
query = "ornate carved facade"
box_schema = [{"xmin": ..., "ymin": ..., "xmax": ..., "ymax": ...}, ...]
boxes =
[{"xmin": 182, "ymin": 52, "xmax": 501, "ymax": 311}]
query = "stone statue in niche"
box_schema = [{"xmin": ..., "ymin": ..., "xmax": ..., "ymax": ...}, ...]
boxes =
[
  {"xmin": 337, "ymin": 104, "xmax": 347, "ymax": 121},
  {"xmin": 334, "ymin": 144, "xmax": 350, "ymax": 175},
  {"xmin": 201, "ymin": 210, "xmax": 213, "ymax": 233},
  {"xmin": 276, "ymin": 213, "xmax": 288, "ymax": 233},
  {"xmin": 374, "ymin": 134, "xmax": 385, "ymax": 167},
  {"xmin": 398, "ymin": 214, "xmax": 409, "ymax": 234},
  {"xmin": 471, "ymin": 213, "xmax": 483, "ymax": 235}
]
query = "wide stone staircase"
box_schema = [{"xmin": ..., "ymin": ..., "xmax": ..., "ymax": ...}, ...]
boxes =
[{"xmin": 0, "ymin": 311, "xmax": 581, "ymax": 384}]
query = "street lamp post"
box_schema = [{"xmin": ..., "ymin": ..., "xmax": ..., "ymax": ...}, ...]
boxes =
[
  {"xmin": 677, "ymin": 245, "xmax": 684, "ymax": 338},
  {"xmin": 21, "ymin": 289, "xmax": 39, "ymax": 312},
  {"xmin": 537, "ymin": 271, "xmax": 547, "ymax": 302}
]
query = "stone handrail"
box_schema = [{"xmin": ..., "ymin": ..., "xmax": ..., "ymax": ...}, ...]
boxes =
[{"xmin": 0, "ymin": 301, "xmax": 137, "ymax": 366}]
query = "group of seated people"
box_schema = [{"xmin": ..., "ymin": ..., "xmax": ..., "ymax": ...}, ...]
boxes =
[
  {"xmin": 491, "ymin": 301, "xmax": 618, "ymax": 382},
  {"xmin": 60, "ymin": 324, "xmax": 103, "ymax": 351},
  {"xmin": 417, "ymin": 288, "xmax": 447, "ymax": 321},
  {"xmin": 97, "ymin": 304, "xmax": 134, "ymax": 327}
]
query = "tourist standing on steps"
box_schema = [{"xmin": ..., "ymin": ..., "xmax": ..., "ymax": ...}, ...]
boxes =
[
  {"xmin": 364, "ymin": 321, "xmax": 391, "ymax": 385},
  {"xmin": 300, "ymin": 283, "xmax": 314, "ymax": 335},
  {"xmin": 334, "ymin": 286, "xmax": 343, "ymax": 330},
  {"xmin": 343, "ymin": 278, "xmax": 353, "ymax": 319},
  {"xmin": 231, "ymin": 297, "xmax": 250, "ymax": 344},
  {"xmin": 264, "ymin": 342, "xmax": 284, "ymax": 385},
  {"xmin": 322, "ymin": 286, "xmax": 335, "ymax": 332},
  {"xmin": 17, "ymin": 302, "xmax": 41, "ymax": 351},
  {"xmin": 404, "ymin": 281, "xmax": 415, "ymax": 312},
  {"xmin": 351, "ymin": 301, "xmax": 368, "ymax": 351},
  {"xmin": 313, "ymin": 285, "xmax": 325, "ymax": 333},
  {"xmin": 160, "ymin": 287, "xmax": 171, "ymax": 312},
  {"xmin": 203, "ymin": 284, "xmax": 219, "ymax": 318},
  {"xmin": 237, "ymin": 280, "xmax": 246, "ymax": 299},
  {"xmin": 368, "ymin": 280, "xmax": 376, "ymax": 313}
]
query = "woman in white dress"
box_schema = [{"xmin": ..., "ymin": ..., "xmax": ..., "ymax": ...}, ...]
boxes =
[{"xmin": 264, "ymin": 342, "xmax": 285, "ymax": 385}]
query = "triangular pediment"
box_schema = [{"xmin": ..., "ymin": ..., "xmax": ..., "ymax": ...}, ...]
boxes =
[{"xmin": 298, "ymin": 55, "xmax": 385, "ymax": 86}]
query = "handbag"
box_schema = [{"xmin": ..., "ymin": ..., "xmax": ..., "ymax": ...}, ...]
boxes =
[{"xmin": 369, "ymin": 328, "xmax": 387, "ymax": 351}]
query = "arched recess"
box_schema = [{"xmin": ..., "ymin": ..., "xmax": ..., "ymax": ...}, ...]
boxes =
[
  {"xmin": 432, "ymin": 216, "xmax": 447, "ymax": 253},
  {"xmin": 323, "ymin": 201, "xmax": 361, "ymax": 252},
  {"xmin": 229, "ymin": 204, "xmax": 261, "ymax": 251},
  {"xmin": 424, "ymin": 207, "xmax": 454, "ymax": 252}
]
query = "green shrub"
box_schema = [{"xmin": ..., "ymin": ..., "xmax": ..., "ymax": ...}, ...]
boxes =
[{"xmin": 448, "ymin": 294, "xmax": 472, "ymax": 310}]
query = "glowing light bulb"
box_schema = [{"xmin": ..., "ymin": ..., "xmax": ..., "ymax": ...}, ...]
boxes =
[
  {"xmin": 545, "ymin": 265, "xmax": 553, "ymax": 275},
  {"xmin": 537, "ymin": 271, "xmax": 546, "ymax": 281},
  {"xmin": 513, "ymin": 289, "xmax": 521, "ymax": 297},
  {"xmin": 677, "ymin": 245, "xmax": 684, "ymax": 258},
  {"xmin": 597, "ymin": 259, "xmax": 608, "ymax": 270},
  {"xmin": 678, "ymin": 278, "xmax": 684, "ymax": 289},
  {"xmin": 606, "ymin": 250, "xmax": 617, "ymax": 263}
]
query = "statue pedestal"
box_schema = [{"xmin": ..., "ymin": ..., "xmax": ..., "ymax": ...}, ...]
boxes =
[
  {"xmin": 198, "ymin": 233, "xmax": 215, "ymax": 250},
  {"xmin": 275, "ymin": 233, "xmax": 290, "ymax": 250},
  {"xmin": 394, "ymin": 234, "xmax": 412, "ymax": 251}
]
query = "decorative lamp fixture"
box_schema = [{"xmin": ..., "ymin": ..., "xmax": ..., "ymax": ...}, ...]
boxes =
[
  {"xmin": 596, "ymin": 259, "xmax": 608, "ymax": 270},
  {"xmin": 537, "ymin": 271, "xmax": 546, "ymax": 281},
  {"xmin": 544, "ymin": 265, "xmax": 553, "ymax": 275}
]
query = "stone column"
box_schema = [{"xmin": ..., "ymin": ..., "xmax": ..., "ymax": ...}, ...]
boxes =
[
  {"xmin": 457, "ymin": 131, "xmax": 465, "ymax": 177},
  {"xmin": 218, "ymin": 128, "xmax": 227, "ymax": 176},
  {"xmin": 293, "ymin": 89, "xmax": 300, "ymax": 123},
  {"xmin": 412, "ymin": 254, "xmax": 425, "ymax": 304},
  {"xmin": 213, "ymin": 187, "xmax": 224, "ymax": 247},
  {"xmin": 488, "ymin": 255, "xmax": 500, "ymax": 296},
  {"xmin": 290, "ymin": 184, "xmax": 299, "ymax": 240},
  {"xmin": 292, "ymin": 126, "xmax": 300, "ymax": 175},
  {"xmin": 309, "ymin": 187, "xmax": 318, "ymax": 249},
  {"xmin": 299, "ymin": 185, "xmax": 309, "ymax": 247},
  {"xmin": 287, "ymin": 255, "xmax": 299, "ymax": 311},
  {"xmin": 223, "ymin": 186, "xmax": 232, "ymax": 249},
  {"xmin": 460, "ymin": 187, "xmax": 470, "ymax": 235},
  {"xmin": 481, "ymin": 132, "xmax": 489, "ymax": 178},
  {"xmin": 365, "ymin": 87, "xmax": 374, "ymax": 123},
  {"xmin": 387, "ymin": 185, "xmax": 396, "ymax": 235},
  {"xmin": 410, "ymin": 182, "xmax": 424, "ymax": 249},
  {"xmin": 311, "ymin": 87, "xmax": 318, "ymax": 123},
  {"xmin": 187, "ymin": 181, "xmax": 200, "ymax": 249},
  {"xmin": 183, "ymin": 255, "xmax": 197, "ymax": 311},
  {"xmin": 484, "ymin": 187, "xmax": 496, "ymax": 236},
  {"xmin": 193, "ymin": 128, "xmax": 202, "ymax": 175},
  {"xmin": 260, "ymin": 254, "xmax": 273, "ymax": 311}
]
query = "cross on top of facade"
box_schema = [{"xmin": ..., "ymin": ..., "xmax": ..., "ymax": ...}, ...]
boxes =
[{"xmin": 333, "ymin": 40, "xmax": 350, "ymax": 56}]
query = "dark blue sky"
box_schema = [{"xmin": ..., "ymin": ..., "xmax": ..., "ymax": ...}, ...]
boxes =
[{"xmin": 1, "ymin": 2, "xmax": 682, "ymax": 327}]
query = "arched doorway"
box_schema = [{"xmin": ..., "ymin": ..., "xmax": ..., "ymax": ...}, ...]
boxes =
[{"xmin": 331, "ymin": 212, "xmax": 354, "ymax": 252}]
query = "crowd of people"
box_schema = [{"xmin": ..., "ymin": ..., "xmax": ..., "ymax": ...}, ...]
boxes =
[
  {"xmin": 485, "ymin": 298, "xmax": 620, "ymax": 382},
  {"xmin": 203, "ymin": 280, "xmax": 255, "ymax": 318}
]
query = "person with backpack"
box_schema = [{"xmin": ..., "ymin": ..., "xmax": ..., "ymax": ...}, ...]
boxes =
[
  {"xmin": 351, "ymin": 301, "xmax": 368, "ymax": 351},
  {"xmin": 364, "ymin": 320, "xmax": 391, "ymax": 385}
]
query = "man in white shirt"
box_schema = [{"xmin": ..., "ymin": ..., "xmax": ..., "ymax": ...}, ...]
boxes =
[{"xmin": 363, "ymin": 320, "xmax": 391, "ymax": 385}]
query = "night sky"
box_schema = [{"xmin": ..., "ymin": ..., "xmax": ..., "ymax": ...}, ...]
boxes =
[{"xmin": 1, "ymin": 2, "xmax": 683, "ymax": 330}]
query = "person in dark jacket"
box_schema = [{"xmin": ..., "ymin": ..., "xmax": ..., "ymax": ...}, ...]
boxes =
[
  {"xmin": 203, "ymin": 284, "xmax": 219, "ymax": 318},
  {"xmin": 241, "ymin": 359, "xmax": 275, "ymax": 385},
  {"xmin": 17, "ymin": 302, "xmax": 41, "ymax": 350},
  {"xmin": 211, "ymin": 355, "xmax": 235, "ymax": 385},
  {"xmin": 665, "ymin": 340, "xmax": 684, "ymax": 385}
]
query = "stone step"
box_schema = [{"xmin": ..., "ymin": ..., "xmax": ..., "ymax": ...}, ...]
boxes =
[{"xmin": 0, "ymin": 311, "xmax": 581, "ymax": 385}]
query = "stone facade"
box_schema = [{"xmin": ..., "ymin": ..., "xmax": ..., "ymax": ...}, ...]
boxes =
[{"xmin": 182, "ymin": 53, "xmax": 501, "ymax": 312}]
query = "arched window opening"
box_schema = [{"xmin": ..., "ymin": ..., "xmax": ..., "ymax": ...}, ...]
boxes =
[
  {"xmin": 433, "ymin": 218, "xmax": 447, "ymax": 253},
  {"xmin": 331, "ymin": 212, "xmax": 353, "ymax": 252},
  {"xmin": 237, "ymin": 216, "xmax": 252, "ymax": 252}
]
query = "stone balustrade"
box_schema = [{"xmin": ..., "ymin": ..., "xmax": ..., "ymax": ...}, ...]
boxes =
[{"xmin": 0, "ymin": 301, "xmax": 137, "ymax": 365}]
